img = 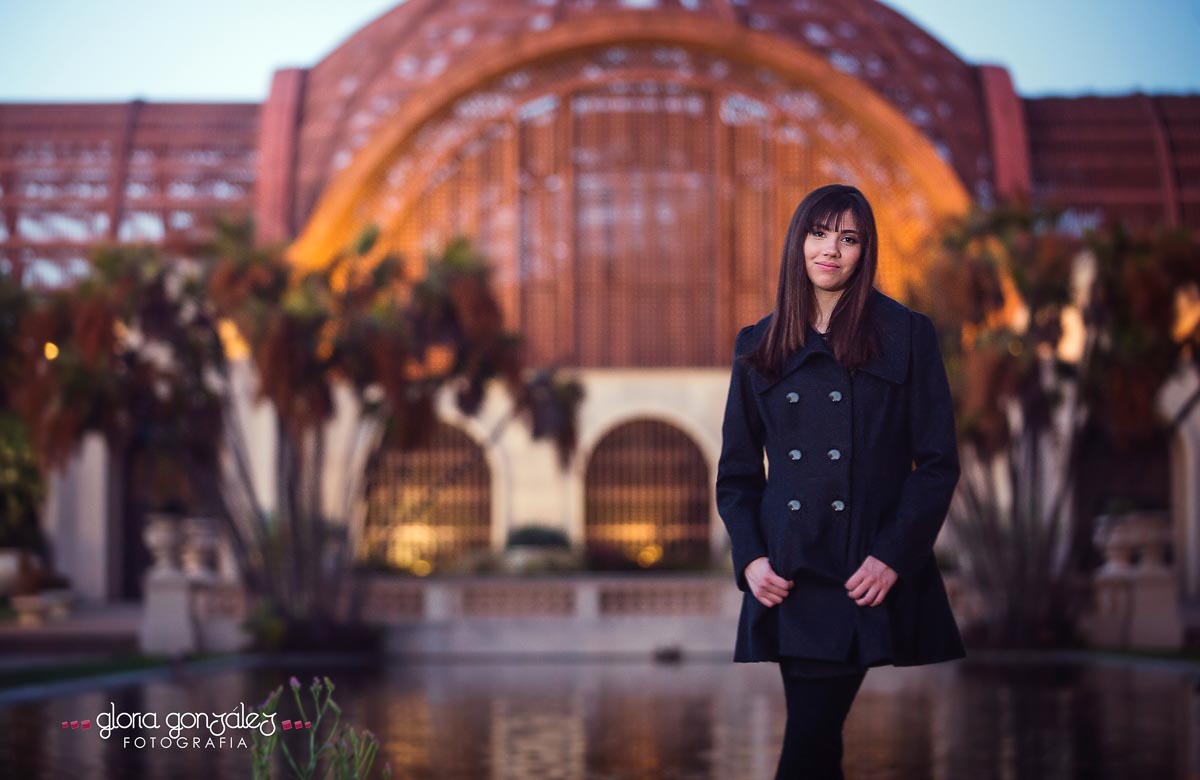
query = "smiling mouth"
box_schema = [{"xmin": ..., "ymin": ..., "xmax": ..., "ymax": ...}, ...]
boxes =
[{"xmin": 815, "ymin": 262, "xmax": 839, "ymax": 270}]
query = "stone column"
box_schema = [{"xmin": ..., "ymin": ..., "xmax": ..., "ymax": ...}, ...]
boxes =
[
  {"xmin": 1158, "ymin": 364, "xmax": 1200, "ymax": 624},
  {"xmin": 138, "ymin": 513, "xmax": 197, "ymax": 655}
]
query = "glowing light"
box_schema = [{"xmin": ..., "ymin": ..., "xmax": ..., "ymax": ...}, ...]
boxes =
[
  {"xmin": 43, "ymin": 342, "xmax": 59, "ymax": 360},
  {"xmin": 1057, "ymin": 305, "xmax": 1085, "ymax": 363},
  {"xmin": 1174, "ymin": 283, "xmax": 1200, "ymax": 343},
  {"xmin": 636, "ymin": 544, "xmax": 664, "ymax": 568},
  {"xmin": 387, "ymin": 523, "xmax": 439, "ymax": 574},
  {"xmin": 217, "ymin": 319, "xmax": 249, "ymax": 360}
]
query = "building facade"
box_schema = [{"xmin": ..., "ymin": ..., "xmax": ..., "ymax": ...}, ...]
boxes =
[{"xmin": 3, "ymin": 0, "xmax": 1197, "ymax": 609}]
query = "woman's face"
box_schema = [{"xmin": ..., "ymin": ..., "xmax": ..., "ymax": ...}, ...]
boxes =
[{"xmin": 803, "ymin": 211, "xmax": 862, "ymax": 294}]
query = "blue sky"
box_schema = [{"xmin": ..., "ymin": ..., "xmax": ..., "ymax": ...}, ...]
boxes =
[{"xmin": 0, "ymin": 0, "xmax": 1197, "ymax": 101}]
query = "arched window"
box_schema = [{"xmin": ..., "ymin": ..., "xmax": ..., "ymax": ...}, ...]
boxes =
[
  {"xmin": 361, "ymin": 422, "xmax": 491, "ymax": 575},
  {"xmin": 584, "ymin": 419, "xmax": 710, "ymax": 570}
]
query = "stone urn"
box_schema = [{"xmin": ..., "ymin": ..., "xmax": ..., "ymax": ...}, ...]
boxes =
[
  {"xmin": 39, "ymin": 588, "xmax": 74, "ymax": 620},
  {"xmin": 10, "ymin": 593, "xmax": 50, "ymax": 627},
  {"xmin": 143, "ymin": 512, "xmax": 184, "ymax": 579},
  {"xmin": 0, "ymin": 548, "xmax": 22, "ymax": 597},
  {"xmin": 1093, "ymin": 511, "xmax": 1172, "ymax": 572},
  {"xmin": 181, "ymin": 516, "xmax": 219, "ymax": 582}
]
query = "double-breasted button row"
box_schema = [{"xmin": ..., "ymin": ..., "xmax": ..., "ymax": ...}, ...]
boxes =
[
  {"xmin": 781, "ymin": 387, "xmax": 847, "ymax": 515},
  {"xmin": 784, "ymin": 498, "xmax": 847, "ymax": 513},
  {"xmin": 785, "ymin": 390, "xmax": 843, "ymax": 403},
  {"xmin": 785, "ymin": 448, "xmax": 841, "ymax": 460}
]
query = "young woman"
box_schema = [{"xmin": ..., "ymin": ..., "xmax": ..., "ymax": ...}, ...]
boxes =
[{"xmin": 715, "ymin": 183, "xmax": 965, "ymax": 779}]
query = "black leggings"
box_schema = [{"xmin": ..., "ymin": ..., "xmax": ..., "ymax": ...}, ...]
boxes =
[{"xmin": 775, "ymin": 666, "xmax": 867, "ymax": 780}]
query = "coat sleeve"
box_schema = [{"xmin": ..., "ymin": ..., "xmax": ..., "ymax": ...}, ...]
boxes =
[
  {"xmin": 868, "ymin": 312, "xmax": 961, "ymax": 581},
  {"xmin": 716, "ymin": 326, "xmax": 769, "ymax": 593}
]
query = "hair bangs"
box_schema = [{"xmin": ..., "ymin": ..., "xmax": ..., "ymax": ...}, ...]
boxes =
[{"xmin": 807, "ymin": 192, "xmax": 867, "ymax": 235}]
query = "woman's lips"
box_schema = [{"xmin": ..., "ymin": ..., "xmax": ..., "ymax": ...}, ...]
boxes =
[{"xmin": 815, "ymin": 262, "xmax": 839, "ymax": 270}]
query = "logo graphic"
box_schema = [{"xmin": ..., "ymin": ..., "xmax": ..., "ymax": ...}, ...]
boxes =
[{"xmin": 60, "ymin": 702, "xmax": 289, "ymax": 750}]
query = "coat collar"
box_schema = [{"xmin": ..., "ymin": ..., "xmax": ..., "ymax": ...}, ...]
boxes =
[{"xmin": 747, "ymin": 288, "xmax": 911, "ymax": 394}]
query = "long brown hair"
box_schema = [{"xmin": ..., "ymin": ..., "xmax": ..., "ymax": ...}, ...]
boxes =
[{"xmin": 745, "ymin": 183, "xmax": 881, "ymax": 378}]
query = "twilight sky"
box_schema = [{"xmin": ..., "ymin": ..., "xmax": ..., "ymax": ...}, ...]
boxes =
[{"xmin": 0, "ymin": 0, "xmax": 1197, "ymax": 102}]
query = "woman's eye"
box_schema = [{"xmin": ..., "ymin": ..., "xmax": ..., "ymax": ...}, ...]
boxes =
[
  {"xmin": 810, "ymin": 230, "xmax": 826, "ymax": 238},
  {"xmin": 841, "ymin": 236, "xmax": 858, "ymax": 244}
]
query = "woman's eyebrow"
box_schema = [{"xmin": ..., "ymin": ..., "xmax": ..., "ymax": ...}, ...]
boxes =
[{"xmin": 814, "ymin": 223, "xmax": 860, "ymax": 234}]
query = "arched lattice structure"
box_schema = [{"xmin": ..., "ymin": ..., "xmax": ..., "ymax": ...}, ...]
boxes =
[
  {"xmin": 291, "ymin": 13, "xmax": 971, "ymax": 368},
  {"xmin": 0, "ymin": 103, "xmax": 258, "ymax": 288},
  {"xmin": 584, "ymin": 419, "xmax": 711, "ymax": 570},
  {"xmin": 290, "ymin": 0, "xmax": 993, "ymax": 227},
  {"xmin": 361, "ymin": 422, "xmax": 492, "ymax": 575}
]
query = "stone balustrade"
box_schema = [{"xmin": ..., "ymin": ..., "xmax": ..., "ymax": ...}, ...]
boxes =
[
  {"xmin": 1081, "ymin": 510, "xmax": 1184, "ymax": 650},
  {"xmin": 139, "ymin": 514, "xmax": 248, "ymax": 655},
  {"xmin": 144, "ymin": 529, "xmax": 984, "ymax": 658}
]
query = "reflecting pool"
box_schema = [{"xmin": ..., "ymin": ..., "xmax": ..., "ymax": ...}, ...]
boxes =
[{"xmin": 0, "ymin": 656, "xmax": 1195, "ymax": 778}]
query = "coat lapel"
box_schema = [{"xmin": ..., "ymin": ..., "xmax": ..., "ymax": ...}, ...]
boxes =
[{"xmin": 749, "ymin": 288, "xmax": 911, "ymax": 393}]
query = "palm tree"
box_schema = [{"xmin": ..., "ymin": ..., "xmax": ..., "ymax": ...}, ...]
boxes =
[
  {"xmin": 205, "ymin": 221, "xmax": 584, "ymax": 637},
  {"xmin": 8, "ymin": 223, "xmax": 584, "ymax": 645},
  {"xmin": 915, "ymin": 204, "xmax": 1199, "ymax": 647}
]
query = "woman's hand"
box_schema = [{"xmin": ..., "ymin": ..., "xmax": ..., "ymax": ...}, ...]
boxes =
[
  {"xmin": 745, "ymin": 557, "xmax": 793, "ymax": 607},
  {"xmin": 845, "ymin": 555, "xmax": 897, "ymax": 607}
]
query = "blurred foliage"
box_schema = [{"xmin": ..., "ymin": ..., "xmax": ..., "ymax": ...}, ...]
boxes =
[
  {"xmin": 7, "ymin": 244, "xmax": 224, "ymax": 512},
  {"xmin": 2, "ymin": 219, "xmax": 584, "ymax": 643},
  {"xmin": 0, "ymin": 413, "xmax": 45, "ymax": 550},
  {"xmin": 911, "ymin": 202, "xmax": 1200, "ymax": 648}
]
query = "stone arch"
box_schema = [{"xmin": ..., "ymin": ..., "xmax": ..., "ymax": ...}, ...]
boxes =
[
  {"xmin": 360, "ymin": 419, "xmax": 492, "ymax": 574},
  {"xmin": 582, "ymin": 416, "xmax": 711, "ymax": 570}
]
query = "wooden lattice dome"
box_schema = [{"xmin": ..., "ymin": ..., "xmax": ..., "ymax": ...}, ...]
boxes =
[{"xmin": 288, "ymin": 0, "xmax": 976, "ymax": 368}]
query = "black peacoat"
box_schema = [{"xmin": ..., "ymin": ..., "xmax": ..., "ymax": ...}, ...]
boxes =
[{"xmin": 716, "ymin": 288, "xmax": 966, "ymax": 667}]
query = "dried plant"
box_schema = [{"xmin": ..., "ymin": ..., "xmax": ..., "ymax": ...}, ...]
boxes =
[
  {"xmin": 914, "ymin": 203, "xmax": 1199, "ymax": 647},
  {"xmin": 5, "ymin": 221, "xmax": 584, "ymax": 641}
]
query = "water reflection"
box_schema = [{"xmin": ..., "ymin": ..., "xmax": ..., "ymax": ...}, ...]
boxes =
[{"xmin": 0, "ymin": 657, "xmax": 1195, "ymax": 779}]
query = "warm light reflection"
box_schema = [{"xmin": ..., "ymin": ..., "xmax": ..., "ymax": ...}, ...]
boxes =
[
  {"xmin": 217, "ymin": 318, "xmax": 249, "ymax": 359},
  {"xmin": 997, "ymin": 265, "xmax": 1029, "ymax": 334},
  {"xmin": 1058, "ymin": 305, "xmax": 1085, "ymax": 363},
  {"xmin": 43, "ymin": 341, "xmax": 59, "ymax": 360},
  {"xmin": 1174, "ymin": 283, "xmax": 1200, "ymax": 343}
]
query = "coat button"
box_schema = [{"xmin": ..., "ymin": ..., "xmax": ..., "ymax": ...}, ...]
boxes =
[
  {"xmin": 829, "ymin": 390, "xmax": 842, "ymax": 402},
  {"xmin": 832, "ymin": 500, "xmax": 845, "ymax": 512},
  {"xmin": 827, "ymin": 448, "xmax": 841, "ymax": 460},
  {"xmin": 788, "ymin": 449, "xmax": 802, "ymax": 461},
  {"xmin": 787, "ymin": 499, "xmax": 801, "ymax": 511},
  {"xmin": 786, "ymin": 392, "xmax": 799, "ymax": 403}
]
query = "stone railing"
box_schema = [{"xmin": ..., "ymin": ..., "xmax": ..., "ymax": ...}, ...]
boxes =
[
  {"xmin": 139, "ymin": 514, "xmax": 248, "ymax": 655},
  {"xmin": 1080, "ymin": 511, "xmax": 1183, "ymax": 650},
  {"xmin": 148, "ymin": 553, "xmax": 987, "ymax": 657},
  {"xmin": 348, "ymin": 573, "xmax": 743, "ymax": 657},
  {"xmin": 184, "ymin": 570, "xmax": 744, "ymax": 656},
  {"xmin": 352, "ymin": 573, "xmax": 739, "ymax": 624}
]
